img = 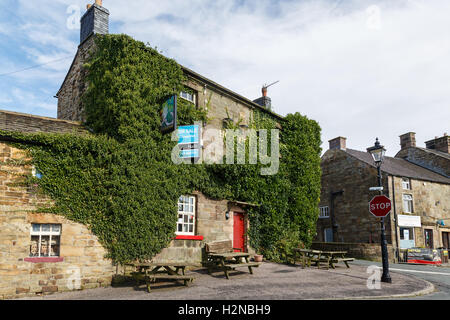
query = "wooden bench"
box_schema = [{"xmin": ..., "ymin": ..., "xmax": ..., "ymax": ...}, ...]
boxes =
[{"xmin": 205, "ymin": 240, "xmax": 261, "ymax": 279}]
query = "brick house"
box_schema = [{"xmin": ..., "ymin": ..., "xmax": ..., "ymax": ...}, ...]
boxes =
[
  {"xmin": 315, "ymin": 133, "xmax": 450, "ymax": 261},
  {"xmin": 0, "ymin": 1, "xmax": 283, "ymax": 299}
]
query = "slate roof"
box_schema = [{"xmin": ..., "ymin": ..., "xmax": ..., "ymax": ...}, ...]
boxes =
[
  {"xmin": 414, "ymin": 146, "xmax": 450, "ymax": 161},
  {"xmin": 345, "ymin": 148, "xmax": 450, "ymax": 185}
]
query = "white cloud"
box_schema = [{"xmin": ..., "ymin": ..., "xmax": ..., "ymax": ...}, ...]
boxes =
[
  {"xmin": 2, "ymin": 0, "xmax": 449, "ymax": 155},
  {"xmin": 105, "ymin": 0, "xmax": 450, "ymax": 155}
]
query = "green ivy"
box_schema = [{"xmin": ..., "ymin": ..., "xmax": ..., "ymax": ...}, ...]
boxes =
[{"xmin": 3, "ymin": 34, "xmax": 322, "ymax": 264}]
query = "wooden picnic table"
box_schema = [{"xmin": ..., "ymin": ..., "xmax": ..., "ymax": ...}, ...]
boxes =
[
  {"xmin": 293, "ymin": 249, "xmax": 354, "ymax": 270},
  {"xmin": 207, "ymin": 252, "xmax": 261, "ymax": 279},
  {"xmin": 124, "ymin": 262, "xmax": 197, "ymax": 292}
]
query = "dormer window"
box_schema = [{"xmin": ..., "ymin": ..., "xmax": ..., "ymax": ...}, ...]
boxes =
[{"xmin": 180, "ymin": 91, "xmax": 196, "ymax": 104}]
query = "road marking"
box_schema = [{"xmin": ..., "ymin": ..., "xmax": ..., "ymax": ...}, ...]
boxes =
[{"xmin": 390, "ymin": 268, "xmax": 450, "ymax": 276}]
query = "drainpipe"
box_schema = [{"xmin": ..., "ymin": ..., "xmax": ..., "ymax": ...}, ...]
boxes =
[
  {"xmin": 391, "ymin": 175, "xmax": 400, "ymax": 262},
  {"xmin": 330, "ymin": 190, "xmax": 344, "ymax": 242}
]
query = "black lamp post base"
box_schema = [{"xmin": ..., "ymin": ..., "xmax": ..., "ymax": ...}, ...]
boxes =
[{"xmin": 381, "ymin": 275, "xmax": 392, "ymax": 283}]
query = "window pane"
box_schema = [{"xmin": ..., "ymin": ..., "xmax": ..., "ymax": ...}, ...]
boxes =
[
  {"xmin": 189, "ymin": 215, "xmax": 194, "ymax": 223},
  {"xmin": 32, "ymin": 224, "xmax": 40, "ymax": 232},
  {"xmin": 183, "ymin": 224, "xmax": 188, "ymax": 232},
  {"xmin": 42, "ymin": 224, "xmax": 51, "ymax": 232},
  {"xmin": 50, "ymin": 236, "xmax": 60, "ymax": 257},
  {"xmin": 30, "ymin": 236, "xmax": 39, "ymax": 257},
  {"xmin": 178, "ymin": 224, "xmax": 182, "ymax": 232},
  {"xmin": 52, "ymin": 225, "xmax": 61, "ymax": 233},
  {"xmin": 40, "ymin": 236, "xmax": 50, "ymax": 257},
  {"xmin": 184, "ymin": 215, "xmax": 188, "ymax": 223},
  {"xmin": 189, "ymin": 224, "xmax": 193, "ymax": 233}
]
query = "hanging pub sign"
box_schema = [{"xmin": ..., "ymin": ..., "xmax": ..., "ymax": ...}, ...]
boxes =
[{"xmin": 160, "ymin": 95, "xmax": 177, "ymax": 133}]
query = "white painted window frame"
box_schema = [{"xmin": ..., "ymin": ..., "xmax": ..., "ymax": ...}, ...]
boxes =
[
  {"xmin": 176, "ymin": 195, "xmax": 196, "ymax": 236},
  {"xmin": 180, "ymin": 91, "xmax": 196, "ymax": 104},
  {"xmin": 319, "ymin": 206, "xmax": 330, "ymax": 219},
  {"xmin": 402, "ymin": 194, "xmax": 414, "ymax": 213},
  {"xmin": 30, "ymin": 224, "xmax": 61, "ymax": 257},
  {"xmin": 401, "ymin": 177, "xmax": 411, "ymax": 190}
]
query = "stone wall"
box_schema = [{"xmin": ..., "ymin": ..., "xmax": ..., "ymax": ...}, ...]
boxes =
[
  {"xmin": 0, "ymin": 110, "xmax": 86, "ymax": 135},
  {"xmin": 312, "ymin": 242, "xmax": 396, "ymax": 263},
  {"xmin": 0, "ymin": 142, "xmax": 115, "ymax": 299},
  {"xmin": 316, "ymin": 149, "xmax": 392, "ymax": 244},
  {"xmin": 151, "ymin": 192, "xmax": 254, "ymax": 264},
  {"xmin": 57, "ymin": 35, "xmax": 96, "ymax": 122}
]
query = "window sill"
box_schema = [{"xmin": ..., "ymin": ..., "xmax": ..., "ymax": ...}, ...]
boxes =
[
  {"xmin": 24, "ymin": 257, "xmax": 64, "ymax": 263},
  {"xmin": 174, "ymin": 235, "xmax": 204, "ymax": 241}
]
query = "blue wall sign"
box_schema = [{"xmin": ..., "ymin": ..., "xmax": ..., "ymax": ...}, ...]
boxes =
[
  {"xmin": 179, "ymin": 149, "xmax": 200, "ymax": 159},
  {"xmin": 178, "ymin": 125, "xmax": 200, "ymax": 145}
]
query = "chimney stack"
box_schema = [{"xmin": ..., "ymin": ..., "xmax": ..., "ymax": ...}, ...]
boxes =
[
  {"xmin": 329, "ymin": 137, "xmax": 347, "ymax": 151},
  {"xmin": 253, "ymin": 86, "xmax": 272, "ymax": 111},
  {"xmin": 80, "ymin": 1, "xmax": 109, "ymax": 44},
  {"xmin": 425, "ymin": 133, "xmax": 450, "ymax": 154},
  {"xmin": 399, "ymin": 132, "xmax": 416, "ymax": 150}
]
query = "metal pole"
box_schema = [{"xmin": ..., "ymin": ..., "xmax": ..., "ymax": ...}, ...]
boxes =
[{"xmin": 378, "ymin": 165, "xmax": 392, "ymax": 283}]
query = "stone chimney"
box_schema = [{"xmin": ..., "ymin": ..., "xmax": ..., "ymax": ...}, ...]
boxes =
[
  {"xmin": 329, "ymin": 137, "xmax": 347, "ymax": 151},
  {"xmin": 399, "ymin": 132, "xmax": 416, "ymax": 150},
  {"xmin": 80, "ymin": 0, "xmax": 109, "ymax": 44},
  {"xmin": 425, "ymin": 133, "xmax": 450, "ymax": 153},
  {"xmin": 253, "ymin": 87, "xmax": 272, "ymax": 111}
]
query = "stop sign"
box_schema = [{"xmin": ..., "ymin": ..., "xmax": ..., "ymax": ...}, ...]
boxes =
[{"xmin": 369, "ymin": 195, "xmax": 392, "ymax": 217}]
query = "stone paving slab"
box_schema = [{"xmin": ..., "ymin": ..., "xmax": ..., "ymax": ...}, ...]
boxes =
[{"xmin": 16, "ymin": 262, "xmax": 433, "ymax": 300}]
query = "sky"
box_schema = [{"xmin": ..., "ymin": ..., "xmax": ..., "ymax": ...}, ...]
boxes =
[{"xmin": 0, "ymin": 0, "xmax": 449, "ymax": 156}]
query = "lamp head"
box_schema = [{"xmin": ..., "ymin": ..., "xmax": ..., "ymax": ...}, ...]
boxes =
[{"xmin": 367, "ymin": 137, "xmax": 386, "ymax": 164}]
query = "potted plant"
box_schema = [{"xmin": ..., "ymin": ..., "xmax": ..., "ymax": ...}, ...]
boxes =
[{"xmin": 254, "ymin": 254, "xmax": 263, "ymax": 262}]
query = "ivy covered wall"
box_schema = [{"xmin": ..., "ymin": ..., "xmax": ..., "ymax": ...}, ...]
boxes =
[{"xmin": 2, "ymin": 34, "xmax": 322, "ymax": 264}]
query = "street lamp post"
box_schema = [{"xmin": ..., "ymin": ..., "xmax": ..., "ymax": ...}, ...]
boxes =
[{"xmin": 367, "ymin": 138, "xmax": 392, "ymax": 283}]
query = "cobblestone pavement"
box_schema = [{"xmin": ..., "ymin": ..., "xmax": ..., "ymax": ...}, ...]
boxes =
[{"xmin": 16, "ymin": 261, "xmax": 432, "ymax": 300}]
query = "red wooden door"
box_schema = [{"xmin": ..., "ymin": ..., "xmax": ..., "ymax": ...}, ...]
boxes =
[{"xmin": 233, "ymin": 212, "xmax": 246, "ymax": 252}]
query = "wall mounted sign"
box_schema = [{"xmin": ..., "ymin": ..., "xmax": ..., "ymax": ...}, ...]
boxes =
[
  {"xmin": 177, "ymin": 125, "xmax": 201, "ymax": 161},
  {"xmin": 398, "ymin": 215, "xmax": 422, "ymax": 227},
  {"xmin": 178, "ymin": 125, "xmax": 200, "ymax": 145},
  {"xmin": 160, "ymin": 95, "xmax": 177, "ymax": 133}
]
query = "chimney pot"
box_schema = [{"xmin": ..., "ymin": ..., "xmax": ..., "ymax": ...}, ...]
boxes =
[
  {"xmin": 95, "ymin": 0, "xmax": 102, "ymax": 6},
  {"xmin": 262, "ymin": 87, "xmax": 267, "ymax": 97},
  {"xmin": 329, "ymin": 137, "xmax": 347, "ymax": 151}
]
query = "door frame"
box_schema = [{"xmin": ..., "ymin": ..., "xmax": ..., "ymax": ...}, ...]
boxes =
[{"xmin": 424, "ymin": 229, "xmax": 434, "ymax": 249}]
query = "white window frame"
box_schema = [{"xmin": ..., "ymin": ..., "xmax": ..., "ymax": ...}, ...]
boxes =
[
  {"xmin": 402, "ymin": 194, "xmax": 414, "ymax": 213},
  {"xmin": 401, "ymin": 178, "xmax": 411, "ymax": 190},
  {"xmin": 319, "ymin": 206, "xmax": 330, "ymax": 219},
  {"xmin": 180, "ymin": 91, "xmax": 196, "ymax": 104},
  {"xmin": 176, "ymin": 196, "xmax": 196, "ymax": 236},
  {"xmin": 30, "ymin": 224, "xmax": 61, "ymax": 257}
]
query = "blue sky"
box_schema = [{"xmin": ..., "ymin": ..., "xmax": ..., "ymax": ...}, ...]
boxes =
[{"xmin": 0, "ymin": 0, "xmax": 449, "ymax": 155}]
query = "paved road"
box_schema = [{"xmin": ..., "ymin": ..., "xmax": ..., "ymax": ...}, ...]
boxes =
[
  {"xmin": 352, "ymin": 260, "xmax": 450, "ymax": 299},
  {"xmin": 16, "ymin": 262, "xmax": 430, "ymax": 300}
]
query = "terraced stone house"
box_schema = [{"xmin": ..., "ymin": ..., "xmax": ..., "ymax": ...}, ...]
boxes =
[{"xmin": 315, "ymin": 133, "xmax": 450, "ymax": 261}]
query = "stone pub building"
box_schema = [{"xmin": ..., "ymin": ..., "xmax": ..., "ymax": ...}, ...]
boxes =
[{"xmin": 0, "ymin": 1, "xmax": 282, "ymax": 299}]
